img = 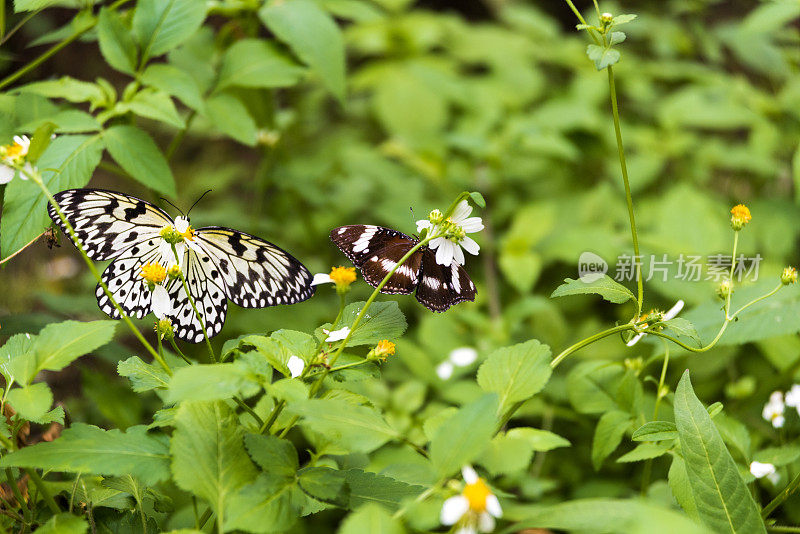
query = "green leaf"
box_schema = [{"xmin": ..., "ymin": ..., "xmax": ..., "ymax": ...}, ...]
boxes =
[
  {"xmin": 97, "ymin": 7, "xmax": 138, "ymax": 75},
  {"xmin": 289, "ymin": 398, "xmax": 398, "ymax": 454},
  {"xmin": 243, "ymin": 330, "xmax": 315, "ymax": 377},
  {"xmin": 6, "ymin": 383, "xmax": 53, "ymax": 422},
  {"xmin": 753, "ymin": 445, "xmax": 800, "ymax": 466},
  {"xmin": 663, "ymin": 318, "xmax": 702, "ymax": 346},
  {"xmin": 102, "ymin": 125, "xmax": 176, "ymax": 196},
  {"xmin": 26, "ymin": 121, "xmax": 58, "ymax": 163},
  {"xmin": 17, "ymin": 77, "xmax": 106, "ymax": 106},
  {"xmin": 116, "ymin": 88, "xmax": 185, "ymax": 128},
  {"xmin": 511, "ymin": 498, "xmax": 712, "ymax": 534},
  {"xmin": 430, "ymin": 394, "xmax": 499, "ymax": 477},
  {"xmin": 224, "ymin": 473, "xmax": 298, "ymax": 533},
  {"xmin": 609, "ymin": 31, "xmax": 626, "ymax": 45},
  {"xmin": 478, "ymin": 432, "xmax": 533, "ymax": 475},
  {"xmin": 507, "ymin": 427, "xmax": 571, "ymax": 452},
  {"xmin": 217, "ymin": 39, "xmax": 305, "ymax": 91},
  {"xmin": 203, "ymin": 92, "xmax": 257, "ymax": 146},
  {"xmin": 166, "ymin": 363, "xmax": 259, "ymax": 402},
  {"xmin": 171, "ymin": 401, "xmax": 257, "ymax": 528},
  {"xmin": 0, "ymin": 333, "xmax": 36, "ymax": 385},
  {"xmin": 591, "ymin": 410, "xmax": 633, "ymax": 470},
  {"xmin": 0, "ymin": 424, "xmax": 170, "ymax": 485},
  {"xmin": 117, "ymin": 356, "xmax": 170, "ymax": 393},
  {"xmin": 586, "ymin": 44, "xmax": 621, "ymax": 70},
  {"xmin": 1, "ymin": 134, "xmax": 103, "ymax": 259},
  {"xmin": 297, "ymin": 467, "xmax": 347, "ymax": 505},
  {"xmin": 339, "ymin": 503, "xmax": 405, "ymax": 534},
  {"xmin": 344, "ymin": 469, "xmax": 424, "ymax": 511},
  {"xmin": 244, "ymin": 434, "xmax": 298, "ymax": 478},
  {"xmin": 477, "ymin": 339, "xmax": 552, "ymax": 413},
  {"xmin": 37, "ymin": 512, "xmax": 88, "ymax": 533},
  {"xmin": 632, "ymin": 421, "xmax": 678, "ymax": 442},
  {"xmin": 551, "ymin": 275, "xmax": 635, "ymax": 304},
  {"xmin": 259, "ymin": 0, "xmax": 346, "ymax": 101},
  {"xmin": 133, "ymin": 0, "xmax": 206, "ymax": 61},
  {"xmin": 669, "ymin": 454, "xmax": 700, "ymax": 520},
  {"xmin": 140, "ymin": 64, "xmax": 203, "ymax": 111},
  {"xmin": 674, "ymin": 371, "xmax": 766, "ymax": 534},
  {"xmin": 469, "ymin": 191, "xmax": 486, "ymax": 208},
  {"xmin": 612, "ymin": 13, "xmax": 637, "ymax": 25},
  {"xmin": 319, "ymin": 301, "xmax": 407, "ymax": 347},
  {"xmin": 617, "ymin": 442, "xmax": 672, "ymax": 463}
]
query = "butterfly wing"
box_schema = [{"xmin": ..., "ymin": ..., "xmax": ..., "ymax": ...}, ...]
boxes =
[
  {"xmin": 192, "ymin": 227, "xmax": 314, "ymax": 308},
  {"xmin": 48, "ymin": 188, "xmax": 173, "ymax": 261},
  {"xmin": 330, "ymin": 225, "xmax": 422, "ymax": 294},
  {"xmin": 415, "ymin": 249, "xmax": 477, "ymax": 312},
  {"xmin": 96, "ymin": 244, "xmax": 163, "ymax": 320},
  {"xmin": 165, "ymin": 245, "xmax": 228, "ymax": 343}
]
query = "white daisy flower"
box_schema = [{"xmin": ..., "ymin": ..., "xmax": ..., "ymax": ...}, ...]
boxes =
[
  {"xmin": 440, "ymin": 466, "xmax": 502, "ymax": 533},
  {"xmin": 627, "ymin": 300, "xmax": 684, "ymax": 347},
  {"xmin": 750, "ymin": 461, "xmax": 780, "ymax": 484},
  {"xmin": 417, "ymin": 200, "xmax": 483, "ymax": 266},
  {"xmin": 0, "ymin": 136, "xmax": 32, "ymax": 185},
  {"xmin": 785, "ymin": 384, "xmax": 800, "ymax": 411},
  {"xmin": 287, "ymin": 355, "xmax": 305, "ymax": 378},
  {"xmin": 763, "ymin": 391, "xmax": 786, "ymax": 429},
  {"xmin": 158, "ymin": 216, "xmax": 200, "ymax": 270},
  {"xmin": 323, "ymin": 326, "xmax": 350, "ymax": 342},
  {"xmin": 436, "ymin": 347, "xmax": 478, "ymax": 380}
]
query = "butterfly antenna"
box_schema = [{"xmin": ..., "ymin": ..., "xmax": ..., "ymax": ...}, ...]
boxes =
[
  {"xmin": 160, "ymin": 197, "xmax": 184, "ymax": 217},
  {"xmin": 187, "ymin": 190, "xmax": 212, "ymax": 217}
]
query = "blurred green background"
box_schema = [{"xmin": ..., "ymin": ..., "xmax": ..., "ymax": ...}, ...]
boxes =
[{"xmin": 0, "ymin": 0, "xmax": 798, "ymax": 515}]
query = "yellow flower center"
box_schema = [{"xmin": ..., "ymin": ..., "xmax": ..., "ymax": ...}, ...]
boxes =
[
  {"xmin": 140, "ymin": 263, "xmax": 167, "ymax": 284},
  {"xmin": 5, "ymin": 142, "xmax": 25, "ymax": 159},
  {"xmin": 330, "ymin": 266, "xmax": 357, "ymax": 286},
  {"xmin": 730, "ymin": 204, "xmax": 751, "ymax": 222},
  {"xmin": 462, "ymin": 479, "xmax": 491, "ymax": 512},
  {"xmin": 180, "ymin": 225, "xmax": 195, "ymax": 241},
  {"xmin": 375, "ymin": 340, "xmax": 396, "ymax": 358}
]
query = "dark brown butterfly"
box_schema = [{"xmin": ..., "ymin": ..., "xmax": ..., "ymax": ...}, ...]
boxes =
[{"xmin": 330, "ymin": 225, "xmax": 476, "ymax": 312}]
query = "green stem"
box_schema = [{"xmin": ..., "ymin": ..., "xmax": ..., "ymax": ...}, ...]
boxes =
[
  {"xmin": 563, "ymin": 0, "xmax": 601, "ymax": 44},
  {"xmin": 166, "ymin": 110, "xmax": 197, "ymax": 160},
  {"xmin": 198, "ymin": 508, "xmax": 212, "ymax": 529},
  {"xmin": 233, "ymin": 397, "xmax": 263, "ymax": 427},
  {"xmin": 763, "ymin": 470, "xmax": 800, "ymax": 519},
  {"xmin": 607, "ymin": 65, "xmax": 643, "ymax": 315},
  {"xmin": 25, "ymin": 468, "xmax": 59, "ymax": 514},
  {"xmin": 173, "ymin": 245, "xmax": 215, "ymax": 361},
  {"xmin": 30, "ymin": 172, "xmax": 172, "ymax": 375},
  {"xmin": 392, "ymin": 480, "xmax": 444, "ymax": 520},
  {"xmin": 732, "ymin": 283, "xmax": 783, "ymax": 320},
  {"xmin": 550, "ymin": 324, "xmax": 636, "ymax": 369},
  {"xmin": 5, "ymin": 468, "xmax": 29, "ymax": 522},
  {"xmin": 769, "ymin": 527, "xmax": 800, "ymax": 533},
  {"xmin": 169, "ymin": 338, "xmax": 193, "ymax": 365}
]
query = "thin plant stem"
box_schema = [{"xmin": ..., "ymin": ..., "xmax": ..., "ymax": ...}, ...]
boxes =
[
  {"xmin": 763, "ymin": 470, "xmax": 800, "ymax": 519},
  {"xmin": 25, "ymin": 468, "xmax": 60, "ymax": 514},
  {"xmin": 0, "ymin": 231, "xmax": 44, "ymax": 266},
  {"xmin": 168, "ymin": 338, "xmax": 193, "ymax": 365},
  {"xmin": 732, "ymin": 283, "xmax": 782, "ymax": 320},
  {"xmin": 769, "ymin": 527, "xmax": 800, "ymax": 533},
  {"xmin": 29, "ymin": 172, "xmax": 172, "ymax": 374},
  {"xmin": 173, "ymin": 245, "xmax": 215, "ymax": 361},
  {"xmin": 550, "ymin": 324, "xmax": 636, "ymax": 369},
  {"xmin": 4, "ymin": 468, "xmax": 29, "ymax": 522}
]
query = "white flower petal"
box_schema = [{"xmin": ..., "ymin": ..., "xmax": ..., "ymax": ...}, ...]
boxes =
[
  {"xmin": 460, "ymin": 236, "xmax": 480, "ymax": 256},
  {"xmin": 416, "ymin": 220, "xmax": 432, "ymax": 233},
  {"xmin": 769, "ymin": 391, "xmax": 784, "ymax": 404},
  {"xmin": 429, "ymin": 236, "xmax": 447, "ymax": 250},
  {"xmin": 460, "ymin": 217, "xmax": 484, "ymax": 233},
  {"xmin": 287, "ymin": 355, "xmax": 305, "ymax": 378},
  {"xmin": 485, "ymin": 494, "xmax": 502, "ymax": 518},
  {"xmin": 626, "ymin": 332, "xmax": 645, "ymax": 347},
  {"xmin": 461, "ymin": 465, "xmax": 479, "ymax": 484},
  {"xmin": 449, "ymin": 347, "xmax": 478, "ymax": 367},
  {"xmin": 455, "ymin": 526, "xmax": 477, "ymax": 534},
  {"xmin": 451, "ymin": 200, "xmax": 472, "ymax": 222},
  {"xmin": 151, "ymin": 286, "xmax": 173, "ymax": 319},
  {"xmin": 0, "ymin": 165, "xmax": 15, "ymax": 184},
  {"xmin": 663, "ymin": 300, "xmax": 685, "ymax": 321},
  {"xmin": 13, "ymin": 135, "xmax": 30, "ymax": 151},
  {"xmin": 768, "ymin": 471, "xmax": 781, "ymax": 485},
  {"xmin": 477, "ymin": 512, "xmax": 496, "ymax": 533},
  {"xmin": 311, "ymin": 273, "xmax": 333, "ymax": 286},
  {"xmin": 786, "ymin": 385, "xmax": 800, "ymax": 408},
  {"xmin": 773, "ymin": 415, "xmax": 786, "ymax": 428},
  {"xmin": 440, "ymin": 495, "xmax": 469, "ymax": 526},
  {"xmin": 324, "ymin": 326, "xmax": 350, "ymax": 342},
  {"xmin": 750, "ymin": 461, "xmax": 777, "ymax": 479},
  {"xmin": 174, "ymin": 216, "xmax": 190, "ymax": 234},
  {"xmin": 436, "ymin": 361, "xmax": 454, "ymax": 380},
  {"xmin": 435, "ymin": 240, "xmax": 455, "ymax": 266},
  {"xmin": 453, "ymin": 243, "xmax": 465, "ymax": 265}
]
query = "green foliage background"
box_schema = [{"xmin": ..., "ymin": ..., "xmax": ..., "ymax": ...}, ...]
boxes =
[{"xmin": 0, "ymin": 0, "xmax": 799, "ymax": 532}]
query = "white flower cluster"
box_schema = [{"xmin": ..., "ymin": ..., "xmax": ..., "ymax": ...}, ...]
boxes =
[
  {"xmin": 436, "ymin": 347, "xmax": 478, "ymax": 380},
  {"xmin": 417, "ymin": 200, "xmax": 483, "ymax": 266},
  {"xmin": 762, "ymin": 385, "xmax": 800, "ymax": 429}
]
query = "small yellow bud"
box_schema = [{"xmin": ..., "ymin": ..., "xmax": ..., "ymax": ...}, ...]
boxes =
[
  {"xmin": 781, "ymin": 267, "xmax": 797, "ymax": 286},
  {"xmin": 600, "ymin": 12, "xmax": 613, "ymax": 23},
  {"xmin": 140, "ymin": 263, "xmax": 167, "ymax": 286},
  {"xmin": 730, "ymin": 204, "xmax": 751, "ymax": 231},
  {"xmin": 167, "ymin": 264, "xmax": 182, "ymax": 279},
  {"xmin": 717, "ymin": 279, "xmax": 733, "ymax": 299},
  {"xmin": 154, "ymin": 318, "xmax": 174, "ymax": 341},
  {"xmin": 428, "ymin": 209, "xmax": 443, "ymax": 225},
  {"xmin": 329, "ymin": 266, "xmax": 356, "ymax": 294},
  {"xmin": 369, "ymin": 340, "xmax": 396, "ymax": 361}
]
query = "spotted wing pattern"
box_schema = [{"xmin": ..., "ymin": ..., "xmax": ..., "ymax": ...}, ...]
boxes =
[
  {"xmin": 415, "ymin": 249, "xmax": 477, "ymax": 312},
  {"xmin": 330, "ymin": 225, "xmax": 422, "ymax": 294},
  {"xmin": 48, "ymin": 189, "xmax": 172, "ymax": 261},
  {"xmin": 96, "ymin": 243, "xmax": 163, "ymax": 320},
  {"xmin": 193, "ymin": 228, "xmax": 315, "ymax": 307}
]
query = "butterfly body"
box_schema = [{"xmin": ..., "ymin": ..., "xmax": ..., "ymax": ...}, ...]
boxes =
[
  {"xmin": 330, "ymin": 224, "xmax": 476, "ymax": 312},
  {"xmin": 49, "ymin": 189, "xmax": 314, "ymax": 342}
]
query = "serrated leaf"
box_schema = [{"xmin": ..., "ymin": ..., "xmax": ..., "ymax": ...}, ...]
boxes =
[
  {"xmin": 477, "ymin": 339, "xmax": 551, "ymax": 413},
  {"xmin": 612, "ymin": 13, "xmax": 637, "ymax": 25},
  {"xmin": 243, "ymin": 330, "xmax": 315, "ymax": 377},
  {"xmin": 140, "ymin": 64, "xmax": 203, "ymax": 111},
  {"xmin": 551, "ymin": 275, "xmax": 635, "ymax": 304},
  {"xmin": 171, "ymin": 401, "xmax": 257, "ymax": 528},
  {"xmin": 610, "ymin": 31, "xmax": 626, "ymax": 44},
  {"xmin": 674, "ymin": 371, "xmax": 766, "ymax": 533},
  {"xmin": 339, "ymin": 503, "xmax": 404, "ymax": 534},
  {"xmin": 344, "ymin": 469, "xmax": 424, "ymax": 511},
  {"xmin": 617, "ymin": 442, "xmax": 672, "ymax": 463},
  {"xmin": 102, "ymin": 125, "xmax": 176, "ymax": 196},
  {"xmin": 318, "ymin": 301, "xmax": 407, "ymax": 347},
  {"xmin": 244, "ymin": 434, "xmax": 298, "ymax": 478},
  {"xmin": 133, "ymin": 0, "xmax": 206, "ymax": 61},
  {"xmin": 117, "ymin": 356, "xmax": 169, "ymax": 393},
  {"xmin": 430, "ymin": 394, "xmax": 499, "ymax": 477},
  {"xmin": 6, "ymin": 383, "xmax": 53, "ymax": 422},
  {"xmin": 297, "ymin": 467, "xmax": 347, "ymax": 505},
  {"xmin": 507, "ymin": 427, "xmax": 571, "ymax": 451},
  {"xmin": 663, "ymin": 318, "xmax": 702, "ymax": 346},
  {"xmin": 632, "ymin": 421, "xmax": 678, "ymax": 442},
  {"xmin": 224, "ymin": 473, "xmax": 298, "ymax": 533},
  {"xmin": 586, "ymin": 44, "xmax": 621, "ymax": 70},
  {"xmin": 37, "ymin": 512, "xmax": 87, "ymax": 533},
  {"xmin": 166, "ymin": 363, "xmax": 259, "ymax": 403},
  {"xmin": 592, "ymin": 410, "xmax": 633, "ymax": 470},
  {"xmin": 0, "ymin": 424, "xmax": 170, "ymax": 485},
  {"xmin": 259, "ymin": 0, "xmax": 346, "ymax": 101},
  {"xmin": 217, "ymin": 39, "xmax": 305, "ymax": 91}
]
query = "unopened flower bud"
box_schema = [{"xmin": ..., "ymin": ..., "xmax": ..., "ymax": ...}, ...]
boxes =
[
  {"xmin": 717, "ymin": 279, "xmax": 733, "ymax": 299},
  {"xmin": 368, "ymin": 340, "xmax": 396, "ymax": 361},
  {"xmin": 155, "ymin": 318, "xmax": 174, "ymax": 341},
  {"xmin": 167, "ymin": 264, "xmax": 182, "ymax": 279},
  {"xmin": 730, "ymin": 204, "xmax": 751, "ymax": 231},
  {"xmin": 600, "ymin": 12, "xmax": 613, "ymax": 23},
  {"xmin": 429, "ymin": 209, "xmax": 443, "ymax": 225},
  {"xmin": 781, "ymin": 267, "xmax": 797, "ymax": 286}
]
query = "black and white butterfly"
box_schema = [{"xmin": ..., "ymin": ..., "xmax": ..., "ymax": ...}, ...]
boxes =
[
  {"xmin": 48, "ymin": 189, "xmax": 315, "ymax": 342},
  {"xmin": 330, "ymin": 225, "xmax": 476, "ymax": 312}
]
